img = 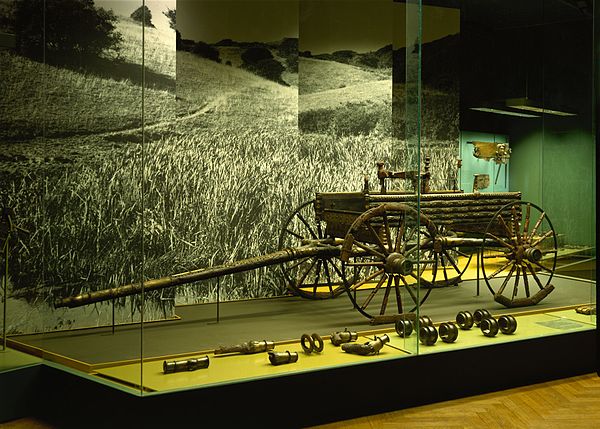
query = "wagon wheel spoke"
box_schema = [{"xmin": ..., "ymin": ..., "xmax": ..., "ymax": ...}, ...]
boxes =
[
  {"xmin": 297, "ymin": 258, "xmax": 318, "ymax": 286},
  {"xmin": 528, "ymin": 211, "xmax": 546, "ymax": 241},
  {"xmin": 511, "ymin": 206, "xmax": 521, "ymax": 244},
  {"xmin": 401, "ymin": 275, "xmax": 419, "ymax": 307},
  {"xmin": 394, "ymin": 276, "xmax": 403, "ymax": 314},
  {"xmin": 484, "ymin": 232, "xmax": 514, "ymax": 250},
  {"xmin": 284, "ymin": 257, "xmax": 310, "ymax": 272},
  {"xmin": 312, "ymin": 259, "xmax": 323, "ymax": 296},
  {"xmin": 381, "ymin": 213, "xmax": 393, "ymax": 253},
  {"xmin": 394, "ymin": 217, "xmax": 406, "ymax": 252},
  {"xmin": 486, "ymin": 259, "xmax": 513, "ymax": 280},
  {"xmin": 401, "ymin": 225, "xmax": 418, "ymax": 253},
  {"xmin": 360, "ymin": 273, "xmax": 387, "ymax": 310},
  {"xmin": 379, "ymin": 276, "xmax": 394, "ymax": 315},
  {"xmin": 352, "ymin": 240, "xmax": 387, "ymax": 260},
  {"xmin": 512, "ymin": 266, "xmax": 521, "ymax": 299},
  {"xmin": 296, "ymin": 213, "xmax": 318, "ymax": 239},
  {"xmin": 530, "ymin": 229, "xmax": 554, "ymax": 248},
  {"xmin": 522, "ymin": 263, "xmax": 531, "ymax": 297},
  {"xmin": 366, "ymin": 220, "xmax": 389, "ymax": 255},
  {"xmin": 496, "ymin": 264, "xmax": 516, "ymax": 296},
  {"xmin": 496, "ymin": 214, "xmax": 513, "ymax": 237},
  {"xmin": 349, "ymin": 268, "xmax": 385, "ymax": 292},
  {"xmin": 522, "ymin": 203, "xmax": 531, "ymax": 240},
  {"xmin": 284, "ymin": 228, "xmax": 304, "ymax": 240},
  {"xmin": 524, "ymin": 261, "xmax": 546, "ymax": 290}
]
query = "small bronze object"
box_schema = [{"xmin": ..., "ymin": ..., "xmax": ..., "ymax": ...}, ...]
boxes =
[
  {"xmin": 498, "ymin": 315, "xmax": 517, "ymax": 334},
  {"xmin": 268, "ymin": 351, "xmax": 298, "ymax": 366},
  {"xmin": 456, "ymin": 311, "xmax": 474, "ymax": 330},
  {"xmin": 300, "ymin": 333, "xmax": 324, "ymax": 354},
  {"xmin": 419, "ymin": 325, "xmax": 438, "ymax": 346},
  {"xmin": 439, "ymin": 322, "xmax": 459, "ymax": 343},
  {"xmin": 214, "ymin": 340, "xmax": 275, "ymax": 355},
  {"xmin": 163, "ymin": 356, "xmax": 210, "ymax": 374},
  {"xmin": 418, "ymin": 315, "xmax": 434, "ymax": 327},
  {"xmin": 341, "ymin": 334, "xmax": 390, "ymax": 356},
  {"xmin": 481, "ymin": 317, "xmax": 499, "ymax": 337},
  {"xmin": 395, "ymin": 319, "xmax": 414, "ymax": 338},
  {"xmin": 473, "ymin": 309, "xmax": 492, "ymax": 327},
  {"xmin": 330, "ymin": 329, "xmax": 358, "ymax": 346}
]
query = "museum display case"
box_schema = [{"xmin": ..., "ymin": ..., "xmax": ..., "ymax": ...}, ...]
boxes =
[{"xmin": 0, "ymin": 0, "xmax": 596, "ymax": 426}]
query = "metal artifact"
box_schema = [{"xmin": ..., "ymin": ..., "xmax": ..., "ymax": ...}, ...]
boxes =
[
  {"xmin": 498, "ymin": 315, "xmax": 517, "ymax": 334},
  {"xmin": 341, "ymin": 334, "xmax": 390, "ymax": 356},
  {"xmin": 456, "ymin": 311, "xmax": 474, "ymax": 330},
  {"xmin": 268, "ymin": 351, "xmax": 298, "ymax": 365},
  {"xmin": 575, "ymin": 305, "xmax": 596, "ymax": 315},
  {"xmin": 480, "ymin": 317, "xmax": 499, "ymax": 337},
  {"xmin": 213, "ymin": 340, "xmax": 275, "ymax": 355},
  {"xmin": 395, "ymin": 319, "xmax": 413, "ymax": 338},
  {"xmin": 330, "ymin": 329, "xmax": 358, "ymax": 346},
  {"xmin": 418, "ymin": 315, "xmax": 434, "ymax": 327},
  {"xmin": 55, "ymin": 160, "xmax": 559, "ymax": 323},
  {"xmin": 419, "ymin": 325, "xmax": 438, "ymax": 346},
  {"xmin": 300, "ymin": 333, "xmax": 324, "ymax": 354},
  {"xmin": 439, "ymin": 322, "xmax": 459, "ymax": 343},
  {"xmin": 163, "ymin": 356, "xmax": 210, "ymax": 374},
  {"xmin": 473, "ymin": 309, "xmax": 492, "ymax": 327}
]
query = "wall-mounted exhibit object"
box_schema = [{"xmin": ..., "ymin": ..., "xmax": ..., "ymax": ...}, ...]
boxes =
[
  {"xmin": 163, "ymin": 356, "xmax": 210, "ymax": 374},
  {"xmin": 341, "ymin": 334, "xmax": 390, "ymax": 356},
  {"xmin": 268, "ymin": 351, "xmax": 299, "ymax": 366},
  {"xmin": 468, "ymin": 141, "xmax": 511, "ymax": 186},
  {"xmin": 214, "ymin": 340, "xmax": 275, "ymax": 356}
]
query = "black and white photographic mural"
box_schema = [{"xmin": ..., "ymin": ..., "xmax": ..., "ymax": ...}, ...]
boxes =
[
  {"xmin": 0, "ymin": 0, "xmax": 461, "ymax": 334},
  {"xmin": 0, "ymin": 0, "xmax": 176, "ymax": 332}
]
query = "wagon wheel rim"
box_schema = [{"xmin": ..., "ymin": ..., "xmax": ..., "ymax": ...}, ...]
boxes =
[
  {"xmin": 420, "ymin": 224, "xmax": 474, "ymax": 288},
  {"xmin": 278, "ymin": 200, "xmax": 345, "ymax": 299},
  {"xmin": 481, "ymin": 201, "xmax": 558, "ymax": 307},
  {"xmin": 341, "ymin": 203, "xmax": 437, "ymax": 320}
]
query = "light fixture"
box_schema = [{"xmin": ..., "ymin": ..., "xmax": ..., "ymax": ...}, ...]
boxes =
[
  {"xmin": 505, "ymin": 97, "xmax": 577, "ymax": 117},
  {"xmin": 469, "ymin": 106, "xmax": 540, "ymax": 118}
]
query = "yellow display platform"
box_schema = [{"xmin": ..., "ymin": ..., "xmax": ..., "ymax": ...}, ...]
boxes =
[
  {"xmin": 0, "ymin": 347, "xmax": 42, "ymax": 372},
  {"xmin": 93, "ymin": 306, "xmax": 595, "ymax": 393}
]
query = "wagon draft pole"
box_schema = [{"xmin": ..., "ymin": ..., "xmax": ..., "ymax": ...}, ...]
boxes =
[{"xmin": 55, "ymin": 160, "xmax": 558, "ymax": 324}]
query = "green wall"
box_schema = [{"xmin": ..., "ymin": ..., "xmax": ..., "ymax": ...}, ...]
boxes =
[{"xmin": 510, "ymin": 122, "xmax": 595, "ymax": 249}]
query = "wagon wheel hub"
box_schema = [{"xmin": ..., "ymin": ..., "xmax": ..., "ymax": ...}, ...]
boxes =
[
  {"xmin": 385, "ymin": 252, "xmax": 413, "ymax": 275},
  {"xmin": 514, "ymin": 245, "xmax": 542, "ymax": 264}
]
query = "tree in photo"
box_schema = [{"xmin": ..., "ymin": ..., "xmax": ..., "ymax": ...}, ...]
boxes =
[
  {"xmin": 163, "ymin": 7, "xmax": 175, "ymax": 30},
  {"xmin": 130, "ymin": 4, "xmax": 154, "ymax": 27},
  {"xmin": 14, "ymin": 0, "xmax": 122, "ymax": 59}
]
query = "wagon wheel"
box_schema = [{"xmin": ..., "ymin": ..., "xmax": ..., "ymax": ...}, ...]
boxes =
[
  {"xmin": 481, "ymin": 201, "xmax": 558, "ymax": 307},
  {"xmin": 340, "ymin": 203, "xmax": 437, "ymax": 321},
  {"xmin": 420, "ymin": 225, "xmax": 474, "ymax": 288},
  {"xmin": 278, "ymin": 200, "xmax": 346, "ymax": 299}
]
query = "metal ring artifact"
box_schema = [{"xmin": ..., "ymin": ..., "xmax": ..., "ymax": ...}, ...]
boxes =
[
  {"xmin": 480, "ymin": 317, "xmax": 499, "ymax": 337},
  {"xmin": 473, "ymin": 309, "xmax": 492, "ymax": 327},
  {"xmin": 419, "ymin": 315, "xmax": 434, "ymax": 327},
  {"xmin": 456, "ymin": 311, "xmax": 474, "ymax": 330},
  {"xmin": 301, "ymin": 333, "xmax": 314, "ymax": 353},
  {"xmin": 499, "ymin": 315, "xmax": 517, "ymax": 334},
  {"xmin": 439, "ymin": 322, "xmax": 459, "ymax": 343},
  {"xmin": 395, "ymin": 319, "xmax": 414, "ymax": 338},
  {"xmin": 419, "ymin": 325, "xmax": 438, "ymax": 346},
  {"xmin": 311, "ymin": 333, "xmax": 324, "ymax": 352}
]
